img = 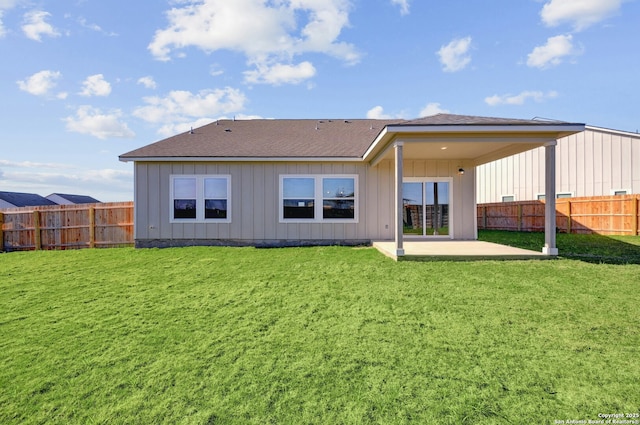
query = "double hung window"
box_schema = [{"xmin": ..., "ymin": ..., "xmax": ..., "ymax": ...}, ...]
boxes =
[
  {"xmin": 171, "ymin": 175, "xmax": 231, "ymax": 222},
  {"xmin": 280, "ymin": 175, "xmax": 357, "ymax": 222}
]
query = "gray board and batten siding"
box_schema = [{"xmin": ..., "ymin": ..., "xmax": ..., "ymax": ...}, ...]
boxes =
[{"xmin": 132, "ymin": 159, "xmax": 476, "ymax": 248}]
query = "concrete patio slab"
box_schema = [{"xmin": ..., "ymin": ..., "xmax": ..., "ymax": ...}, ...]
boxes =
[{"xmin": 373, "ymin": 240, "xmax": 553, "ymax": 261}]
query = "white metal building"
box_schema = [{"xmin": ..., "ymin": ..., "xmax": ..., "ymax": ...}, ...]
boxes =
[{"xmin": 476, "ymin": 125, "xmax": 640, "ymax": 203}]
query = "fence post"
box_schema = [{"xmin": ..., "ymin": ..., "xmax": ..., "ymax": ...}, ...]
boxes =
[
  {"xmin": 633, "ymin": 197, "xmax": 639, "ymax": 236},
  {"xmin": 0, "ymin": 212, "xmax": 4, "ymax": 252},
  {"xmin": 89, "ymin": 206, "xmax": 96, "ymax": 248},
  {"xmin": 517, "ymin": 204, "xmax": 522, "ymax": 231},
  {"xmin": 483, "ymin": 206, "xmax": 487, "ymax": 229},
  {"xmin": 567, "ymin": 200, "xmax": 572, "ymax": 234},
  {"xmin": 33, "ymin": 210, "xmax": 42, "ymax": 250}
]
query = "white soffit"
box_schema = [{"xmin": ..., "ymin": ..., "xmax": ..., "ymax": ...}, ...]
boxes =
[{"xmin": 365, "ymin": 124, "xmax": 585, "ymax": 165}]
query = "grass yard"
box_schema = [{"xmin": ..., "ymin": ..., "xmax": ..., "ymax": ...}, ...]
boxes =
[
  {"xmin": 1, "ymin": 233, "xmax": 639, "ymax": 424},
  {"xmin": 479, "ymin": 230, "xmax": 640, "ymax": 264}
]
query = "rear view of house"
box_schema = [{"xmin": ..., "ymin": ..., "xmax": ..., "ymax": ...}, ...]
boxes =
[{"xmin": 120, "ymin": 114, "xmax": 584, "ymax": 257}]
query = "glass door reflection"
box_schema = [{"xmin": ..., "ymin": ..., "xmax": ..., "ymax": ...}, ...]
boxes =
[
  {"xmin": 403, "ymin": 181, "xmax": 449, "ymax": 237},
  {"xmin": 402, "ymin": 182, "xmax": 423, "ymax": 235}
]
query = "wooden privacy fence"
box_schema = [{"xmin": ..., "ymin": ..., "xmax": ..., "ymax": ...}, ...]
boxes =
[
  {"xmin": 478, "ymin": 195, "xmax": 640, "ymax": 236},
  {"xmin": 0, "ymin": 202, "xmax": 134, "ymax": 252},
  {"xmin": 2, "ymin": 196, "xmax": 638, "ymax": 251}
]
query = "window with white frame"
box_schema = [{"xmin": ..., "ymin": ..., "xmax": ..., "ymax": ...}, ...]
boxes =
[
  {"xmin": 171, "ymin": 175, "xmax": 231, "ymax": 222},
  {"xmin": 501, "ymin": 195, "xmax": 516, "ymax": 202},
  {"xmin": 280, "ymin": 175, "xmax": 357, "ymax": 222}
]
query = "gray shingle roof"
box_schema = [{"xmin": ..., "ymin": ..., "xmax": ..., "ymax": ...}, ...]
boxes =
[
  {"xmin": 119, "ymin": 114, "xmax": 579, "ymax": 161},
  {"xmin": 121, "ymin": 119, "xmax": 403, "ymax": 160}
]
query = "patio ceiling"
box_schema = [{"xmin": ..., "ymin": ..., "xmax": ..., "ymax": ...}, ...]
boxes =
[{"xmin": 365, "ymin": 124, "xmax": 585, "ymax": 166}]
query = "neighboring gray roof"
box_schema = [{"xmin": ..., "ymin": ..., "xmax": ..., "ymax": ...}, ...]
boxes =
[
  {"xmin": 585, "ymin": 125, "xmax": 640, "ymax": 138},
  {"xmin": 119, "ymin": 114, "xmax": 582, "ymax": 161},
  {"xmin": 0, "ymin": 191, "xmax": 58, "ymax": 207},
  {"xmin": 401, "ymin": 114, "xmax": 565, "ymax": 126},
  {"xmin": 47, "ymin": 193, "xmax": 101, "ymax": 204}
]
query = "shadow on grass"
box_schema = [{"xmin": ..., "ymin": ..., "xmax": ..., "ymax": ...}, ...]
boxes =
[{"xmin": 478, "ymin": 230, "xmax": 640, "ymax": 265}]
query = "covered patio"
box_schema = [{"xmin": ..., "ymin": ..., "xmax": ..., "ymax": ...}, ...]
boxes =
[{"xmin": 363, "ymin": 115, "xmax": 585, "ymax": 259}]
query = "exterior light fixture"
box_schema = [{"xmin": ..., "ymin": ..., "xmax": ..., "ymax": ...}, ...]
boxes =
[{"xmin": 458, "ymin": 168, "xmax": 465, "ymax": 175}]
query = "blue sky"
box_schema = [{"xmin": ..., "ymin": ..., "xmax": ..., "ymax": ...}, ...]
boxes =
[{"xmin": 0, "ymin": 0, "xmax": 637, "ymax": 201}]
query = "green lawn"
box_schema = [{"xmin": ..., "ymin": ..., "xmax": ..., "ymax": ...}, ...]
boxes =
[
  {"xmin": 479, "ymin": 230, "xmax": 640, "ymax": 264},
  {"xmin": 1, "ymin": 233, "xmax": 639, "ymax": 424}
]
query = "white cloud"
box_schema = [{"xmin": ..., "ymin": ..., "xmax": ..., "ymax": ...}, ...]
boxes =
[
  {"xmin": 0, "ymin": 159, "xmax": 74, "ymax": 169},
  {"xmin": 0, "ymin": 158, "xmax": 133, "ymax": 202},
  {"xmin": 148, "ymin": 0, "xmax": 359, "ymax": 85},
  {"xmin": 391, "ymin": 0, "xmax": 410, "ymax": 15},
  {"xmin": 0, "ymin": 0, "xmax": 19, "ymax": 8},
  {"xmin": 233, "ymin": 113, "xmax": 265, "ymax": 120},
  {"xmin": 541, "ymin": 0, "xmax": 622, "ymax": 31},
  {"xmin": 419, "ymin": 103, "xmax": 449, "ymax": 117},
  {"xmin": 157, "ymin": 118, "xmax": 216, "ymax": 138},
  {"xmin": 17, "ymin": 70, "xmax": 62, "ymax": 96},
  {"xmin": 210, "ymin": 64, "xmax": 224, "ymax": 77},
  {"xmin": 0, "ymin": 1, "xmax": 19, "ymax": 37},
  {"xmin": 22, "ymin": 10, "xmax": 60, "ymax": 41},
  {"xmin": 158, "ymin": 113, "xmax": 267, "ymax": 136},
  {"xmin": 437, "ymin": 36, "xmax": 472, "ymax": 72},
  {"xmin": 244, "ymin": 61, "xmax": 316, "ymax": 85},
  {"xmin": 64, "ymin": 105, "xmax": 135, "ymax": 139},
  {"xmin": 133, "ymin": 87, "xmax": 247, "ymax": 136},
  {"xmin": 0, "ymin": 166, "xmax": 134, "ymax": 201},
  {"xmin": 527, "ymin": 34, "xmax": 579, "ymax": 69},
  {"xmin": 366, "ymin": 105, "xmax": 408, "ymax": 119},
  {"xmin": 77, "ymin": 17, "xmax": 118, "ymax": 36},
  {"xmin": 79, "ymin": 74, "xmax": 112, "ymax": 97},
  {"xmin": 0, "ymin": 11, "xmax": 6, "ymax": 38},
  {"xmin": 137, "ymin": 76, "xmax": 157, "ymax": 89},
  {"xmin": 366, "ymin": 106, "xmax": 392, "ymax": 119},
  {"xmin": 485, "ymin": 90, "xmax": 558, "ymax": 106},
  {"xmin": 78, "ymin": 17, "xmax": 101, "ymax": 32}
]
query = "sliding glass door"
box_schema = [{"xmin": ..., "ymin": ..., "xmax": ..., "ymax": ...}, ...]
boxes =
[{"xmin": 402, "ymin": 179, "xmax": 451, "ymax": 237}]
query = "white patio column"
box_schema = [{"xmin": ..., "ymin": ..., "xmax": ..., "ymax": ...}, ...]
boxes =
[
  {"xmin": 543, "ymin": 141, "xmax": 558, "ymax": 255},
  {"xmin": 394, "ymin": 141, "xmax": 405, "ymax": 256}
]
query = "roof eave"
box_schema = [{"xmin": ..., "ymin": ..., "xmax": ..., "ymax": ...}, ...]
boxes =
[
  {"xmin": 362, "ymin": 127, "xmax": 393, "ymax": 162},
  {"xmin": 119, "ymin": 156, "xmax": 365, "ymax": 163},
  {"xmin": 386, "ymin": 123, "xmax": 585, "ymax": 134}
]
